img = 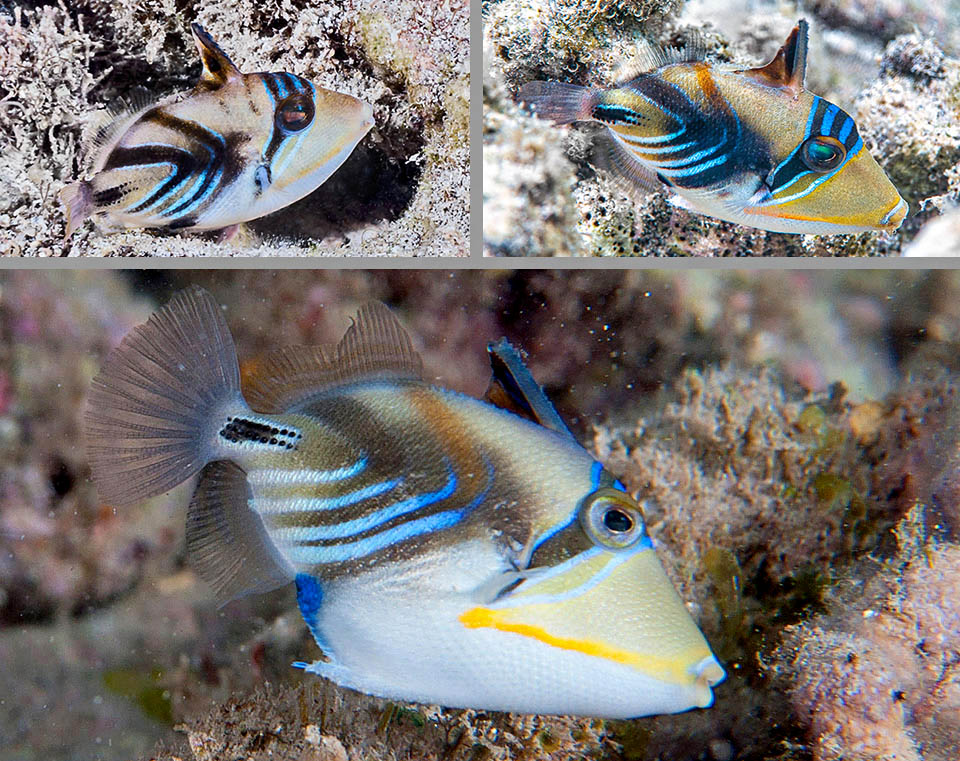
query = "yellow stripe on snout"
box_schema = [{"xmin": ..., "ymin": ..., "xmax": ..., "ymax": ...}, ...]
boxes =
[{"xmin": 459, "ymin": 607, "xmax": 703, "ymax": 685}]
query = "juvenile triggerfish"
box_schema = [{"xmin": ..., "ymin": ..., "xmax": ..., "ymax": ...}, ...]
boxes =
[
  {"xmin": 83, "ymin": 287, "xmax": 725, "ymax": 717},
  {"xmin": 519, "ymin": 20, "xmax": 907, "ymax": 234},
  {"xmin": 60, "ymin": 25, "xmax": 374, "ymax": 239}
]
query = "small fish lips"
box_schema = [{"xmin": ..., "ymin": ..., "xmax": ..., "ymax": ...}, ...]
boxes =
[{"xmin": 878, "ymin": 196, "xmax": 909, "ymax": 231}]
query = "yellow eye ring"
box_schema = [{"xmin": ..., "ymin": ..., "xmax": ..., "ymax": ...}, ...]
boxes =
[
  {"xmin": 580, "ymin": 487, "xmax": 647, "ymax": 550},
  {"xmin": 801, "ymin": 136, "xmax": 846, "ymax": 172}
]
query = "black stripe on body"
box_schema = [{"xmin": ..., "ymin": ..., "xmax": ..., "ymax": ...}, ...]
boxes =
[
  {"xmin": 607, "ymin": 72, "xmax": 770, "ymax": 190},
  {"xmin": 261, "ymin": 73, "xmax": 312, "ymax": 167},
  {"xmin": 766, "ymin": 97, "xmax": 861, "ymax": 194},
  {"xmin": 92, "ymin": 185, "xmax": 128, "ymax": 208},
  {"xmin": 131, "ymin": 109, "xmax": 226, "ymax": 219},
  {"xmin": 103, "ymin": 143, "xmax": 198, "ymax": 214}
]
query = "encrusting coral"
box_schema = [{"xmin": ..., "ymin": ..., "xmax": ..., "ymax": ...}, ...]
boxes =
[
  {"xmin": 0, "ymin": 0, "xmax": 467, "ymax": 256},
  {"xmin": 770, "ymin": 512, "xmax": 960, "ymax": 761}
]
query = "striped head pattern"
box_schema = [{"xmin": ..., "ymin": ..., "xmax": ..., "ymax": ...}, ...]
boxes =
[
  {"xmin": 84, "ymin": 288, "xmax": 725, "ymax": 717},
  {"xmin": 60, "ymin": 24, "xmax": 374, "ymax": 237},
  {"xmin": 520, "ymin": 20, "xmax": 906, "ymax": 235}
]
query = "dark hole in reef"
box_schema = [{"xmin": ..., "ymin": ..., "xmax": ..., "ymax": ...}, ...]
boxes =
[
  {"xmin": 49, "ymin": 458, "xmax": 75, "ymax": 497},
  {"xmin": 0, "ymin": 582, "xmax": 56, "ymax": 626},
  {"xmin": 248, "ymin": 136, "xmax": 424, "ymax": 246}
]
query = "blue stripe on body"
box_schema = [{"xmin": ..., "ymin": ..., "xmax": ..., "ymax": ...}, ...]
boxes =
[
  {"xmin": 287, "ymin": 459, "xmax": 495, "ymax": 565},
  {"xmin": 161, "ymin": 124, "xmax": 226, "ymax": 218},
  {"xmin": 119, "ymin": 143, "xmax": 197, "ymax": 215},
  {"xmin": 656, "ymin": 152, "xmax": 728, "ymax": 178},
  {"xmin": 653, "ymin": 132, "xmax": 725, "ymax": 168},
  {"xmin": 820, "ymin": 103, "xmax": 839, "ymax": 136},
  {"xmin": 272, "ymin": 73, "xmax": 289, "ymax": 99},
  {"xmin": 294, "ymin": 573, "xmax": 329, "ymax": 649},
  {"xmin": 760, "ymin": 135, "xmax": 864, "ymax": 207},
  {"xmin": 616, "ymin": 136, "xmax": 697, "ymax": 155},
  {"xmin": 292, "ymin": 465, "xmax": 458, "ymax": 541},
  {"xmin": 165, "ymin": 165, "xmax": 223, "ymax": 216},
  {"xmin": 837, "ymin": 115, "xmax": 854, "ymax": 144},
  {"xmin": 530, "ymin": 460, "xmax": 604, "ymax": 554},
  {"xmin": 250, "ymin": 458, "xmax": 368, "ymax": 486},
  {"xmin": 257, "ymin": 477, "xmax": 403, "ymax": 514},
  {"xmin": 491, "ymin": 540, "xmax": 654, "ymax": 611}
]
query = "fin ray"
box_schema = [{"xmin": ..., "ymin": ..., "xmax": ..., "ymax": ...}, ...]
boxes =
[
  {"xmin": 191, "ymin": 24, "xmax": 242, "ymax": 89},
  {"xmin": 245, "ymin": 302, "xmax": 423, "ymax": 413},
  {"xmin": 742, "ymin": 20, "xmax": 808, "ymax": 94},
  {"xmin": 84, "ymin": 286, "xmax": 246, "ymax": 506},
  {"xmin": 485, "ymin": 339, "xmax": 575, "ymax": 441},
  {"xmin": 517, "ymin": 81, "xmax": 597, "ymax": 124},
  {"xmin": 186, "ymin": 461, "xmax": 294, "ymax": 606},
  {"xmin": 60, "ymin": 181, "xmax": 93, "ymax": 238}
]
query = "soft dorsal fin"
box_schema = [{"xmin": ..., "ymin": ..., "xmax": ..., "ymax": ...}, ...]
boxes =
[
  {"xmin": 742, "ymin": 20, "xmax": 808, "ymax": 96},
  {"xmin": 244, "ymin": 302, "xmax": 424, "ymax": 413},
  {"xmin": 613, "ymin": 29, "xmax": 708, "ymax": 85},
  {"xmin": 191, "ymin": 23, "xmax": 242, "ymax": 89},
  {"xmin": 80, "ymin": 89, "xmax": 159, "ymax": 172},
  {"xmin": 484, "ymin": 339, "xmax": 575, "ymax": 441}
]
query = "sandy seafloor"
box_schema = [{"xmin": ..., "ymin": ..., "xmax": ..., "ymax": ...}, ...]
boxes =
[
  {"xmin": 0, "ymin": 0, "xmax": 468, "ymax": 257},
  {"xmin": 483, "ymin": 0, "xmax": 960, "ymax": 256},
  {"xmin": 1, "ymin": 268, "xmax": 959, "ymax": 761}
]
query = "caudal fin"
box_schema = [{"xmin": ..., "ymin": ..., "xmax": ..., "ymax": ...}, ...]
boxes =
[
  {"xmin": 84, "ymin": 286, "xmax": 247, "ymax": 506},
  {"xmin": 59, "ymin": 181, "xmax": 94, "ymax": 238},
  {"xmin": 517, "ymin": 81, "xmax": 598, "ymax": 124}
]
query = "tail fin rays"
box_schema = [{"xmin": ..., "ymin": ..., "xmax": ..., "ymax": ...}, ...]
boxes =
[
  {"xmin": 84, "ymin": 286, "xmax": 246, "ymax": 506},
  {"xmin": 517, "ymin": 81, "xmax": 598, "ymax": 124},
  {"xmin": 60, "ymin": 181, "xmax": 94, "ymax": 238}
]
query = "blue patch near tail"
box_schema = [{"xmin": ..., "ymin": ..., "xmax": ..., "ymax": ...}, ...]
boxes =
[{"xmin": 295, "ymin": 573, "xmax": 329, "ymax": 650}]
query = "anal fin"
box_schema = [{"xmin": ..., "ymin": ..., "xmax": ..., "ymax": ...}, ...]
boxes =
[{"xmin": 186, "ymin": 461, "xmax": 294, "ymax": 606}]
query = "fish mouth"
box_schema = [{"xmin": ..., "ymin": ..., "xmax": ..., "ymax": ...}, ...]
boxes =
[
  {"xmin": 879, "ymin": 197, "xmax": 908, "ymax": 230},
  {"xmin": 690, "ymin": 655, "xmax": 726, "ymax": 707}
]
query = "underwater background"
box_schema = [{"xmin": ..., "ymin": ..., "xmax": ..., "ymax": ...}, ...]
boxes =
[
  {"xmin": 0, "ymin": 268, "xmax": 958, "ymax": 760},
  {"xmin": 483, "ymin": 0, "xmax": 960, "ymax": 255}
]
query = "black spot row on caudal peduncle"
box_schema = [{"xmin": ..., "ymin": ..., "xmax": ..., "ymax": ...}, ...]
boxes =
[{"xmin": 219, "ymin": 416, "xmax": 302, "ymax": 449}]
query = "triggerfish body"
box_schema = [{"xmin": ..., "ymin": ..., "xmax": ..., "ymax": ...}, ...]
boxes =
[
  {"xmin": 83, "ymin": 287, "xmax": 725, "ymax": 718},
  {"xmin": 60, "ymin": 24, "xmax": 374, "ymax": 239},
  {"xmin": 519, "ymin": 20, "xmax": 907, "ymax": 235}
]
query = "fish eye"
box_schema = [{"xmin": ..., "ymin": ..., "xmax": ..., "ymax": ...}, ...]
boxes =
[
  {"xmin": 580, "ymin": 487, "xmax": 647, "ymax": 550},
  {"xmin": 276, "ymin": 93, "xmax": 315, "ymax": 133},
  {"xmin": 801, "ymin": 136, "xmax": 846, "ymax": 172}
]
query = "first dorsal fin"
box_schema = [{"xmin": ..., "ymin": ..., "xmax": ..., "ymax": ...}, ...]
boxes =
[
  {"xmin": 191, "ymin": 23, "xmax": 242, "ymax": 89},
  {"xmin": 741, "ymin": 19, "xmax": 808, "ymax": 96},
  {"xmin": 244, "ymin": 302, "xmax": 424, "ymax": 413},
  {"xmin": 484, "ymin": 339, "xmax": 575, "ymax": 441}
]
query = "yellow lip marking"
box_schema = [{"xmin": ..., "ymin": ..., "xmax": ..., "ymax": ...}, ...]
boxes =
[{"xmin": 459, "ymin": 607, "xmax": 707, "ymax": 685}]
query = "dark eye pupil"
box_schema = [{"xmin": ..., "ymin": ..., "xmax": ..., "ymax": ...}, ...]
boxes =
[
  {"xmin": 603, "ymin": 508, "xmax": 633, "ymax": 533},
  {"xmin": 803, "ymin": 138, "xmax": 843, "ymax": 170},
  {"xmin": 276, "ymin": 95, "xmax": 314, "ymax": 132}
]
